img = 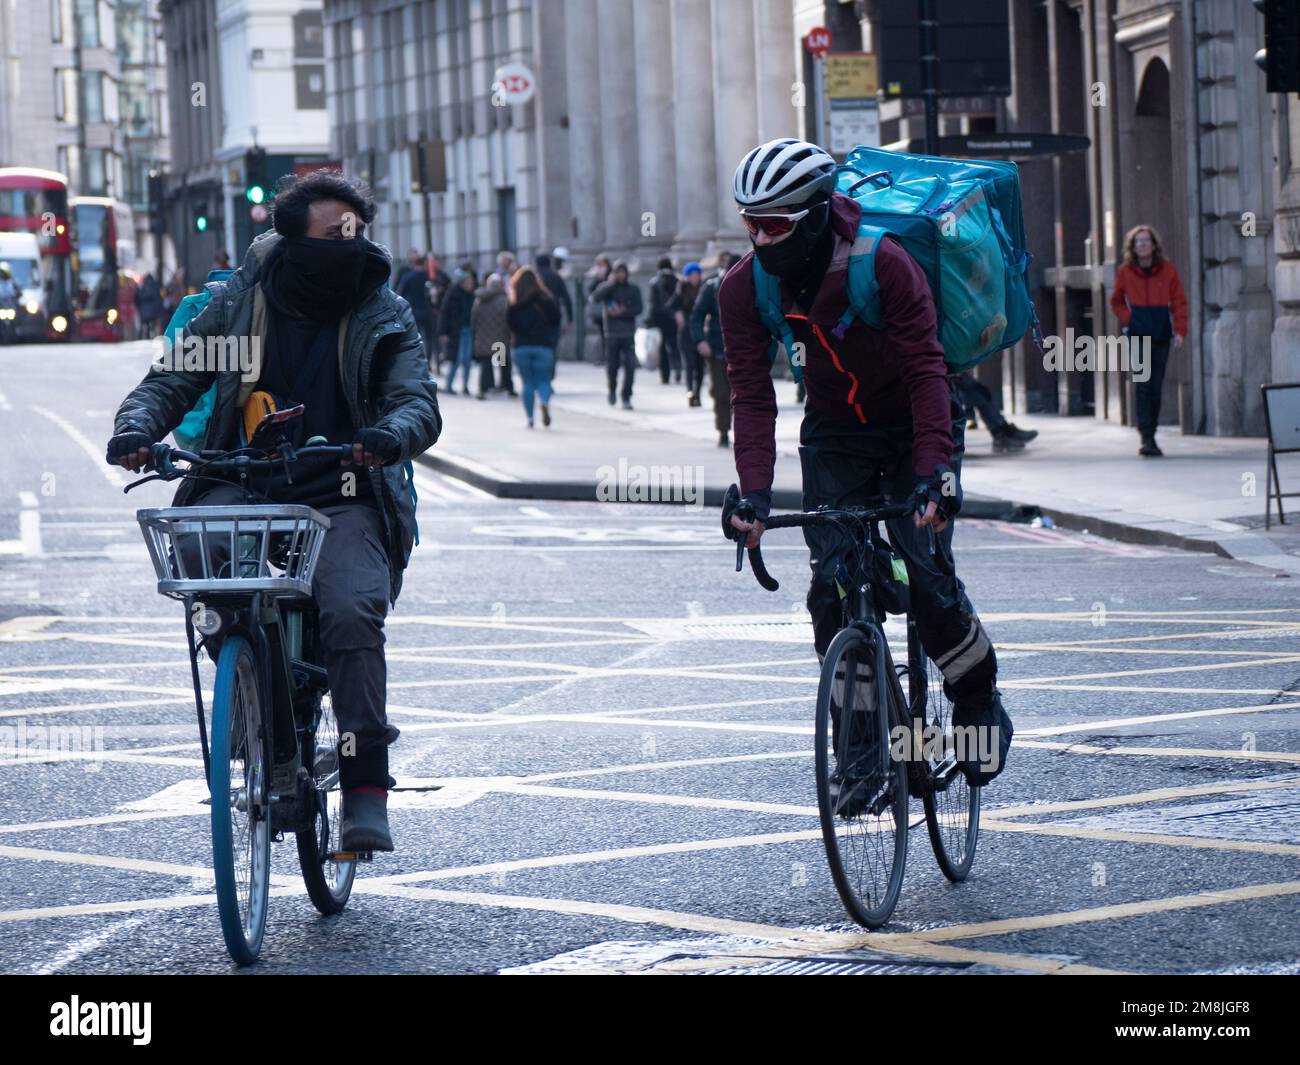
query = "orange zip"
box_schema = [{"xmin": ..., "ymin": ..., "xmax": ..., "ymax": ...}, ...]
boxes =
[{"xmin": 786, "ymin": 313, "xmax": 867, "ymax": 424}]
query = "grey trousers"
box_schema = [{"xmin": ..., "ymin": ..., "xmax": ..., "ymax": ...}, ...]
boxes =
[{"xmin": 182, "ymin": 485, "xmax": 397, "ymax": 788}]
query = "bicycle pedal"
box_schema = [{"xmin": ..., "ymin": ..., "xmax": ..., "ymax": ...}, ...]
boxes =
[{"xmin": 329, "ymin": 851, "xmax": 374, "ymax": 863}]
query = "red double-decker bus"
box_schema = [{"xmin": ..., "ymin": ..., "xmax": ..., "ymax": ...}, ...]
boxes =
[
  {"xmin": 72, "ymin": 196, "xmax": 137, "ymax": 341},
  {"xmin": 0, "ymin": 167, "xmax": 75, "ymax": 339}
]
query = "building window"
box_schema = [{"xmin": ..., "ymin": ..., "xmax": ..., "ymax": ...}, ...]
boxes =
[
  {"xmin": 296, "ymin": 65, "xmax": 326, "ymax": 110},
  {"xmin": 75, "ymin": 0, "xmax": 99, "ymax": 48},
  {"xmin": 85, "ymin": 148, "xmax": 107, "ymax": 195},
  {"xmin": 496, "ymin": 187, "xmax": 516, "ymax": 255},
  {"xmin": 83, "ymin": 71, "xmax": 104, "ymax": 123},
  {"xmin": 294, "ymin": 11, "xmax": 324, "ymax": 60}
]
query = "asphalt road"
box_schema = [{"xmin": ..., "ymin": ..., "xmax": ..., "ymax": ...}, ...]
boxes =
[{"xmin": 0, "ymin": 340, "xmax": 1297, "ymax": 975}]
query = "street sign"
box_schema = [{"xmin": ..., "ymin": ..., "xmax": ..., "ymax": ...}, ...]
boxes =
[
  {"xmin": 830, "ymin": 100, "xmax": 881, "ymax": 155},
  {"xmin": 493, "ymin": 62, "xmax": 536, "ymax": 106},
  {"xmin": 824, "ymin": 53, "xmax": 879, "ymax": 98},
  {"xmin": 805, "ymin": 26, "xmax": 831, "ymax": 58},
  {"xmin": 892, "ymin": 132, "xmax": 1091, "ymax": 158}
]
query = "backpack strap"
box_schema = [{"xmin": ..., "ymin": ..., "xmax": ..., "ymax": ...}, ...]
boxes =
[
  {"xmin": 831, "ymin": 222, "xmax": 886, "ymax": 340},
  {"xmin": 751, "ymin": 258, "xmax": 803, "ymax": 384}
]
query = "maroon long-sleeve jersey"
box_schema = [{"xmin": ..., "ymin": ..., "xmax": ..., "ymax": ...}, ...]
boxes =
[{"xmin": 719, "ymin": 192, "xmax": 953, "ymax": 497}]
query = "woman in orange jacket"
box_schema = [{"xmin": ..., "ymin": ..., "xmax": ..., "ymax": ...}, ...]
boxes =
[{"xmin": 1110, "ymin": 224, "xmax": 1188, "ymax": 456}]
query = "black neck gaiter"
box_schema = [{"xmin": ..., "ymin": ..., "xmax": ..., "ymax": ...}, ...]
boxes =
[{"xmin": 269, "ymin": 236, "xmax": 370, "ymax": 321}]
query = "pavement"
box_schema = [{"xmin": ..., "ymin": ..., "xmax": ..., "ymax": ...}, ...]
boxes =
[{"xmin": 426, "ymin": 360, "xmax": 1300, "ymax": 574}]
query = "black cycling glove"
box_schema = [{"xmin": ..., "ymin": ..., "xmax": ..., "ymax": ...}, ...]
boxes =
[
  {"xmin": 106, "ymin": 430, "xmax": 154, "ymax": 466},
  {"xmin": 721, "ymin": 483, "xmax": 772, "ymax": 540},
  {"xmin": 911, "ymin": 463, "xmax": 961, "ymax": 520},
  {"xmin": 352, "ymin": 427, "xmax": 401, "ymax": 465}
]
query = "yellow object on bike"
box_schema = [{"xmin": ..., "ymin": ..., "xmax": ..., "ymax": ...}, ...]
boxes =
[{"xmin": 242, "ymin": 390, "xmax": 277, "ymax": 444}]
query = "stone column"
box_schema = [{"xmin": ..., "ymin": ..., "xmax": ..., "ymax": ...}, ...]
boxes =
[
  {"xmin": 754, "ymin": 0, "xmax": 797, "ymax": 144},
  {"xmin": 533, "ymin": 0, "xmax": 572, "ymax": 256},
  {"xmin": 563, "ymin": 0, "xmax": 605, "ymax": 260},
  {"xmin": 711, "ymin": 0, "xmax": 760, "ymax": 245},
  {"xmin": 595, "ymin": 0, "xmax": 640, "ymax": 263},
  {"xmin": 669, "ymin": 0, "xmax": 718, "ymax": 261},
  {"xmin": 633, "ymin": 1, "xmax": 677, "ymax": 260}
]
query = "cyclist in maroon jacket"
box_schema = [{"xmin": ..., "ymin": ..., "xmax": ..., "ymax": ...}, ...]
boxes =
[{"xmin": 720, "ymin": 138, "xmax": 1011, "ymax": 786}]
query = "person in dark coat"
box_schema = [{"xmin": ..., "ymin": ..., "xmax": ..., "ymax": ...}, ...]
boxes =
[
  {"xmin": 395, "ymin": 251, "xmax": 436, "ymax": 367},
  {"xmin": 135, "ymin": 272, "xmax": 163, "ymax": 339},
  {"xmin": 648, "ymin": 256, "xmax": 680, "ymax": 385},
  {"xmin": 669, "ymin": 262, "xmax": 704, "ymax": 406},
  {"xmin": 590, "ymin": 260, "xmax": 643, "ymax": 410},
  {"xmin": 438, "ymin": 270, "xmax": 478, "ymax": 395}
]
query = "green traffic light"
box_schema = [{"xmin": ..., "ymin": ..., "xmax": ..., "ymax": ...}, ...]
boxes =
[
  {"xmin": 246, "ymin": 185, "xmax": 265, "ymax": 205},
  {"xmin": 195, "ymin": 215, "xmax": 208, "ymax": 232}
]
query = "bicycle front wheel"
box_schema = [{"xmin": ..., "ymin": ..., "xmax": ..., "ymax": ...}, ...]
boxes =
[
  {"xmin": 919, "ymin": 654, "xmax": 981, "ymax": 882},
  {"xmin": 210, "ymin": 635, "xmax": 271, "ymax": 965},
  {"xmin": 815, "ymin": 624, "xmax": 908, "ymax": 928},
  {"xmin": 297, "ymin": 691, "xmax": 356, "ymax": 913}
]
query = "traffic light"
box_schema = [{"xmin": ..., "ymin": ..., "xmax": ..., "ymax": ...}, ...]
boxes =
[
  {"xmin": 194, "ymin": 209, "xmax": 208, "ymax": 232},
  {"xmin": 1255, "ymin": 0, "xmax": 1300, "ymax": 93},
  {"xmin": 245, "ymin": 147, "xmax": 268, "ymax": 205}
]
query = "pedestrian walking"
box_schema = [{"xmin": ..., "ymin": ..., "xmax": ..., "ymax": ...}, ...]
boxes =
[
  {"xmin": 590, "ymin": 260, "xmax": 643, "ymax": 410},
  {"xmin": 470, "ymin": 274, "xmax": 511, "ymax": 400},
  {"xmin": 395, "ymin": 249, "xmax": 436, "ymax": 369},
  {"xmin": 507, "ymin": 266, "xmax": 562, "ymax": 429},
  {"xmin": 586, "ymin": 254, "xmax": 612, "ymax": 366},
  {"xmin": 669, "ymin": 262, "xmax": 704, "ymax": 406},
  {"xmin": 1110, "ymin": 224, "xmax": 1188, "ymax": 457},
  {"xmin": 953, "ymin": 372, "xmax": 1038, "ymax": 452},
  {"xmin": 134, "ymin": 272, "xmax": 163, "ymax": 339},
  {"xmin": 438, "ymin": 269, "xmax": 478, "ymax": 395},
  {"xmin": 648, "ymin": 256, "xmax": 681, "ymax": 385},
  {"xmin": 535, "ymin": 252, "xmax": 573, "ymax": 327},
  {"xmin": 691, "ymin": 251, "xmax": 735, "ymax": 446}
]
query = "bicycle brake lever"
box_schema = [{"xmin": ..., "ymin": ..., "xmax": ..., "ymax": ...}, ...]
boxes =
[
  {"xmin": 735, "ymin": 537, "xmax": 745, "ymax": 573},
  {"xmin": 123, "ymin": 473, "xmax": 166, "ymax": 494}
]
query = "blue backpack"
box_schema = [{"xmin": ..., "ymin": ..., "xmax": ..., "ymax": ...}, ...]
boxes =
[
  {"xmin": 754, "ymin": 145, "xmax": 1038, "ymax": 381},
  {"xmin": 166, "ymin": 268, "xmax": 421, "ymax": 543}
]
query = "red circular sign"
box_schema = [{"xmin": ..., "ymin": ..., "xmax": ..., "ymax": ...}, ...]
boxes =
[
  {"xmin": 805, "ymin": 26, "xmax": 831, "ymax": 58},
  {"xmin": 250, "ymin": 203, "xmax": 269, "ymax": 223}
]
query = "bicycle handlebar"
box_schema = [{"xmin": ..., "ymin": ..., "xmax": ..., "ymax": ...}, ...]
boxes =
[
  {"xmin": 124, "ymin": 441, "xmax": 356, "ymax": 493},
  {"xmin": 729, "ymin": 496, "xmax": 916, "ymax": 593}
]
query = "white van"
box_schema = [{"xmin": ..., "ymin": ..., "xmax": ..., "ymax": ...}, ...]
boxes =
[{"xmin": 0, "ymin": 231, "xmax": 47, "ymax": 341}]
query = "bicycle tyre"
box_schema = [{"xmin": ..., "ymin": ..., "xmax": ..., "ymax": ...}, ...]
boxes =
[
  {"xmin": 210, "ymin": 635, "xmax": 271, "ymax": 965},
  {"xmin": 814, "ymin": 623, "xmax": 909, "ymax": 928},
  {"xmin": 918, "ymin": 655, "xmax": 981, "ymax": 882},
  {"xmin": 296, "ymin": 691, "xmax": 356, "ymax": 913}
]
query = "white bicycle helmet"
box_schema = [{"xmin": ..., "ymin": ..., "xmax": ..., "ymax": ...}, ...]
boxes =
[{"xmin": 733, "ymin": 138, "xmax": 837, "ymax": 211}]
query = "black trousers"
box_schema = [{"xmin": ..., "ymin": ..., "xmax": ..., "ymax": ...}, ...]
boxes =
[
  {"xmin": 606, "ymin": 333, "xmax": 636, "ymax": 400},
  {"xmin": 799, "ymin": 394, "xmax": 998, "ymax": 712},
  {"xmin": 1134, "ymin": 338, "xmax": 1171, "ymax": 437},
  {"xmin": 682, "ymin": 333, "xmax": 705, "ymax": 395},
  {"xmin": 180, "ymin": 485, "xmax": 397, "ymax": 788},
  {"xmin": 953, "ymin": 371, "xmax": 1008, "ymax": 435},
  {"xmin": 709, "ymin": 354, "xmax": 731, "ymax": 433},
  {"xmin": 657, "ymin": 318, "xmax": 680, "ymax": 382}
]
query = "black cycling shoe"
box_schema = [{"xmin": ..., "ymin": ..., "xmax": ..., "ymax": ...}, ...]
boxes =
[
  {"xmin": 951, "ymin": 693, "xmax": 1014, "ymax": 787},
  {"xmin": 340, "ymin": 790, "xmax": 394, "ymax": 852},
  {"xmin": 1004, "ymin": 423, "xmax": 1038, "ymax": 443}
]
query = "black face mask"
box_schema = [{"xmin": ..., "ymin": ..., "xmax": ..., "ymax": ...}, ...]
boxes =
[
  {"xmin": 275, "ymin": 236, "xmax": 370, "ymax": 319},
  {"xmin": 752, "ymin": 200, "xmax": 832, "ymax": 282}
]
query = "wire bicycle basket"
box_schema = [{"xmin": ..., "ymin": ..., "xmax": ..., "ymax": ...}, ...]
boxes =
[{"xmin": 137, "ymin": 505, "xmax": 331, "ymax": 599}]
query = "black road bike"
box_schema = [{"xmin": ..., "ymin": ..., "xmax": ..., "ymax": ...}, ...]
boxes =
[{"xmin": 727, "ymin": 489, "xmax": 980, "ymax": 928}]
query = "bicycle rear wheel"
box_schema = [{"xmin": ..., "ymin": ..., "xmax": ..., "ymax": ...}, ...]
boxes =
[
  {"xmin": 210, "ymin": 635, "xmax": 271, "ymax": 965},
  {"xmin": 918, "ymin": 654, "xmax": 980, "ymax": 881},
  {"xmin": 297, "ymin": 691, "xmax": 356, "ymax": 913},
  {"xmin": 814, "ymin": 623, "xmax": 908, "ymax": 928}
]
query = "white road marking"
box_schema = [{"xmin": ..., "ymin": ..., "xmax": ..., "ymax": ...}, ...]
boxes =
[
  {"xmin": 34, "ymin": 917, "xmax": 145, "ymax": 974},
  {"xmin": 30, "ymin": 405, "xmax": 125, "ymax": 486}
]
